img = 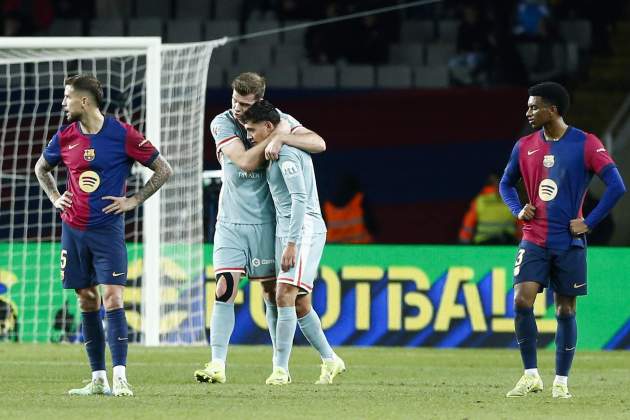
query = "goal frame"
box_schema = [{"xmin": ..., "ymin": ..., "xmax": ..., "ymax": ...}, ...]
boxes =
[{"xmin": 0, "ymin": 37, "xmax": 163, "ymax": 345}]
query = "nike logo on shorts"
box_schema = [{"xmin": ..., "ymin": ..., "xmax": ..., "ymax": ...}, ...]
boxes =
[
  {"xmin": 117, "ymin": 337, "xmax": 128, "ymax": 341},
  {"xmin": 573, "ymin": 283, "xmax": 586, "ymax": 288},
  {"xmin": 113, "ymin": 272, "xmax": 125, "ymax": 277},
  {"xmin": 565, "ymin": 346, "xmax": 575, "ymax": 351}
]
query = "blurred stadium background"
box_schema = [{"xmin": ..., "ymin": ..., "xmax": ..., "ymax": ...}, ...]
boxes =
[{"xmin": 0, "ymin": 0, "xmax": 629, "ymax": 417}]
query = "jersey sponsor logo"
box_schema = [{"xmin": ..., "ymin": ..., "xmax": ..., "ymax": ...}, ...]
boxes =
[
  {"xmin": 78, "ymin": 171, "xmax": 100, "ymax": 193},
  {"xmin": 281, "ymin": 161, "xmax": 299, "ymax": 177},
  {"xmin": 252, "ymin": 258, "xmax": 274, "ymax": 267},
  {"xmin": 538, "ymin": 178, "xmax": 558, "ymax": 201},
  {"xmin": 83, "ymin": 148, "xmax": 95, "ymax": 161},
  {"xmin": 68, "ymin": 143, "xmax": 80, "ymax": 150},
  {"xmin": 237, "ymin": 170, "xmax": 261, "ymax": 179},
  {"xmin": 543, "ymin": 155, "xmax": 555, "ymax": 168},
  {"xmin": 527, "ymin": 149, "xmax": 540, "ymax": 156}
]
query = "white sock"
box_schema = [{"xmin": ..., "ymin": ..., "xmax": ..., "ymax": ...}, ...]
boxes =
[
  {"xmin": 210, "ymin": 358, "xmax": 225, "ymax": 367},
  {"xmin": 524, "ymin": 368, "xmax": 539, "ymax": 377},
  {"xmin": 92, "ymin": 370, "xmax": 108, "ymax": 383},
  {"xmin": 113, "ymin": 365, "xmax": 126, "ymax": 381},
  {"xmin": 554, "ymin": 375, "xmax": 568, "ymax": 385}
]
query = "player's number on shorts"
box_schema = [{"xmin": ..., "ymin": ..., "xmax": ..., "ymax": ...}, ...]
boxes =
[
  {"xmin": 61, "ymin": 249, "xmax": 67, "ymax": 269},
  {"xmin": 513, "ymin": 249, "xmax": 525, "ymax": 276},
  {"xmin": 60, "ymin": 249, "xmax": 67, "ymax": 280}
]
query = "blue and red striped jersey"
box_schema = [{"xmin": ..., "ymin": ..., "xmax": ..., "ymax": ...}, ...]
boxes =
[
  {"xmin": 43, "ymin": 116, "xmax": 159, "ymax": 230},
  {"xmin": 501, "ymin": 126, "xmax": 615, "ymax": 249}
]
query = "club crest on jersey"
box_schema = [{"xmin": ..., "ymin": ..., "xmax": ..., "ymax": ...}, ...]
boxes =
[
  {"xmin": 83, "ymin": 148, "xmax": 95, "ymax": 161},
  {"xmin": 281, "ymin": 161, "xmax": 299, "ymax": 177},
  {"xmin": 543, "ymin": 155, "xmax": 555, "ymax": 168}
]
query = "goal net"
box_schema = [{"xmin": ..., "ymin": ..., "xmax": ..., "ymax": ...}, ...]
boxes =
[{"xmin": 0, "ymin": 37, "xmax": 221, "ymax": 345}]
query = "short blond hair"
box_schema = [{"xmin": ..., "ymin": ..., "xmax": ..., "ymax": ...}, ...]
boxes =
[{"xmin": 231, "ymin": 72, "xmax": 266, "ymax": 99}]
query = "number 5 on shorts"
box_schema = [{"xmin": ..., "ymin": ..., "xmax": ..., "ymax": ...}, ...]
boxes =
[
  {"xmin": 60, "ymin": 249, "xmax": 67, "ymax": 280},
  {"xmin": 513, "ymin": 249, "xmax": 525, "ymax": 276}
]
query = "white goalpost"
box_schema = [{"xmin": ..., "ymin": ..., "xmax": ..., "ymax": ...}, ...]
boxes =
[{"xmin": 0, "ymin": 37, "xmax": 223, "ymax": 345}]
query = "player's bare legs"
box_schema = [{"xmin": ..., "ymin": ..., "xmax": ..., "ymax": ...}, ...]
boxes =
[
  {"xmin": 261, "ymin": 280, "xmax": 278, "ymax": 367},
  {"xmin": 296, "ymin": 294, "xmax": 345, "ymax": 384},
  {"xmin": 69, "ymin": 287, "xmax": 109, "ymax": 395},
  {"xmin": 195, "ymin": 271, "xmax": 240, "ymax": 383},
  {"xmin": 552, "ymin": 293, "xmax": 577, "ymax": 398},
  {"xmin": 266, "ymin": 283, "xmax": 299, "ymax": 385},
  {"xmin": 507, "ymin": 281, "xmax": 544, "ymax": 397}
]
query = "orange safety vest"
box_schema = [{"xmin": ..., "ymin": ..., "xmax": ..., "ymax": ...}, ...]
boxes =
[{"xmin": 324, "ymin": 193, "xmax": 374, "ymax": 243}]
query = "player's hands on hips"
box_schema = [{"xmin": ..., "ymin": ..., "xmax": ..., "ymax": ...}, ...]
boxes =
[
  {"xmin": 281, "ymin": 242, "xmax": 297, "ymax": 272},
  {"xmin": 53, "ymin": 191, "xmax": 73, "ymax": 211},
  {"xmin": 102, "ymin": 195, "xmax": 139, "ymax": 214},
  {"xmin": 518, "ymin": 203, "xmax": 536, "ymax": 221},
  {"xmin": 570, "ymin": 218, "xmax": 589, "ymax": 236},
  {"xmin": 265, "ymin": 119, "xmax": 291, "ymax": 161}
]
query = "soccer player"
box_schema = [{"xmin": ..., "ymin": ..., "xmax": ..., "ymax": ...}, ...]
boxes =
[
  {"xmin": 242, "ymin": 100, "xmax": 345, "ymax": 385},
  {"xmin": 500, "ymin": 82, "xmax": 626, "ymax": 398},
  {"xmin": 34, "ymin": 74, "xmax": 173, "ymax": 396},
  {"xmin": 194, "ymin": 73, "xmax": 328, "ymax": 384}
]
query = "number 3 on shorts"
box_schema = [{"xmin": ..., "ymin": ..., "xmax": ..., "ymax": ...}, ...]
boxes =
[{"xmin": 513, "ymin": 249, "xmax": 525, "ymax": 276}]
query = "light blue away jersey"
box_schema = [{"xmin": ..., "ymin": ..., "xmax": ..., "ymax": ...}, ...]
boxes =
[
  {"xmin": 211, "ymin": 109, "xmax": 301, "ymax": 224},
  {"xmin": 266, "ymin": 145, "xmax": 327, "ymax": 241}
]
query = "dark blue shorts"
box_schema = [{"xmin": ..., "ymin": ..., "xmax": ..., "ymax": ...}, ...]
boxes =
[
  {"xmin": 60, "ymin": 220, "xmax": 128, "ymax": 290},
  {"xmin": 513, "ymin": 240, "xmax": 587, "ymax": 296}
]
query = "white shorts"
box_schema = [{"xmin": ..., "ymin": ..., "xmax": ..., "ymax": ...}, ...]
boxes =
[{"xmin": 275, "ymin": 233, "xmax": 326, "ymax": 293}]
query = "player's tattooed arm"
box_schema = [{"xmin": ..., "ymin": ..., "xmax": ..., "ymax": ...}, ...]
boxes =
[
  {"xmin": 135, "ymin": 155, "xmax": 173, "ymax": 204},
  {"xmin": 102, "ymin": 155, "xmax": 173, "ymax": 214},
  {"xmin": 34, "ymin": 156, "xmax": 73, "ymax": 211}
]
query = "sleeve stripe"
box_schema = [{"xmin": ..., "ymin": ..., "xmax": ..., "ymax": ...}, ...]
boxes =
[
  {"xmin": 144, "ymin": 150, "xmax": 160, "ymax": 167},
  {"xmin": 216, "ymin": 135, "xmax": 239, "ymax": 148}
]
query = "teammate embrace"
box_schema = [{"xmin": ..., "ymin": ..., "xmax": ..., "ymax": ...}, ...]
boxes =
[{"xmin": 194, "ymin": 73, "xmax": 345, "ymax": 385}]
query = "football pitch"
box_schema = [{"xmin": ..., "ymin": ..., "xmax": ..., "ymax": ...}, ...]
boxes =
[{"xmin": 0, "ymin": 344, "xmax": 628, "ymax": 419}]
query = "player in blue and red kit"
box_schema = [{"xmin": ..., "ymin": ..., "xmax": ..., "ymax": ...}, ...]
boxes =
[
  {"xmin": 34, "ymin": 74, "xmax": 173, "ymax": 396},
  {"xmin": 500, "ymin": 82, "xmax": 626, "ymax": 398}
]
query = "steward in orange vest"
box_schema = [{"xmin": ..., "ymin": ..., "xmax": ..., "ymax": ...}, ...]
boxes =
[{"xmin": 324, "ymin": 192, "xmax": 374, "ymax": 243}]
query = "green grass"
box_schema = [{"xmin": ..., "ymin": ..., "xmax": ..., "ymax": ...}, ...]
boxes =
[{"xmin": 0, "ymin": 344, "xmax": 628, "ymax": 419}]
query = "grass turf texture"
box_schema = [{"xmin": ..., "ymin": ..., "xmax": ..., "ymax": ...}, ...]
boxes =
[{"xmin": 0, "ymin": 344, "xmax": 628, "ymax": 419}]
